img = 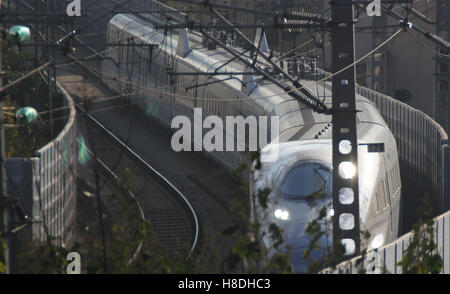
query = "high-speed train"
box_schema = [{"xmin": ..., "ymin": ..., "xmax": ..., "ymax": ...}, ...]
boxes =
[{"xmin": 101, "ymin": 12, "xmax": 402, "ymax": 272}]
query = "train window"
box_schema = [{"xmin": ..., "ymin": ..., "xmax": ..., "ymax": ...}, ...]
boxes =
[
  {"xmin": 377, "ymin": 181, "xmax": 386, "ymax": 209},
  {"xmin": 395, "ymin": 167, "xmax": 399, "ymax": 188},
  {"xmin": 393, "ymin": 169, "xmax": 397, "ymax": 192},
  {"xmin": 280, "ymin": 163, "xmax": 332, "ymax": 199},
  {"xmin": 396, "ymin": 165, "xmax": 401, "ymax": 193},
  {"xmin": 375, "ymin": 192, "xmax": 381, "ymax": 213},
  {"xmin": 383, "ymin": 179, "xmax": 390, "ymax": 207},
  {"xmin": 390, "ymin": 166, "xmax": 395, "ymax": 186},
  {"xmin": 392, "ymin": 168, "xmax": 397, "ymax": 192},
  {"xmin": 388, "ymin": 168, "xmax": 394, "ymax": 196}
]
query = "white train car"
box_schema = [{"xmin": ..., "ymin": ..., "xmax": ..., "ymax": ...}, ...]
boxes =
[{"xmin": 102, "ymin": 13, "xmax": 402, "ymax": 272}]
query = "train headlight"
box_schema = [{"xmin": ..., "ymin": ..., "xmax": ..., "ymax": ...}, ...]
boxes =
[
  {"xmin": 274, "ymin": 208, "xmax": 290, "ymax": 221},
  {"xmin": 329, "ymin": 208, "xmax": 335, "ymax": 217}
]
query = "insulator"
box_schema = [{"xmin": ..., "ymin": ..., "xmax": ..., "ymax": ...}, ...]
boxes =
[
  {"xmin": 289, "ymin": 10, "xmax": 324, "ymax": 22},
  {"xmin": 16, "ymin": 107, "xmax": 38, "ymax": 124},
  {"xmin": 282, "ymin": 19, "xmax": 311, "ymax": 33},
  {"xmin": 8, "ymin": 25, "xmax": 31, "ymax": 45}
]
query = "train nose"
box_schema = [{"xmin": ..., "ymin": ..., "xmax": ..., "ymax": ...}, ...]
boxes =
[
  {"xmin": 269, "ymin": 200, "xmax": 332, "ymax": 273},
  {"xmin": 289, "ymin": 235, "xmax": 330, "ymax": 273}
]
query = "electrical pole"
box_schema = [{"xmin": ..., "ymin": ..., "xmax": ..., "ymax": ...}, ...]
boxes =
[
  {"xmin": 0, "ymin": 0, "xmax": 12, "ymax": 274},
  {"xmin": 46, "ymin": 0, "xmax": 54, "ymax": 138},
  {"xmin": 435, "ymin": 0, "xmax": 450, "ymax": 134},
  {"xmin": 331, "ymin": 0, "xmax": 360, "ymax": 258}
]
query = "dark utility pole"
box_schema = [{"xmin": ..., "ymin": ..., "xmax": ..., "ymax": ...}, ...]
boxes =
[
  {"xmin": 331, "ymin": 0, "xmax": 360, "ymax": 258},
  {"xmin": 0, "ymin": 0, "xmax": 12, "ymax": 274},
  {"xmin": 435, "ymin": 0, "xmax": 450, "ymax": 133}
]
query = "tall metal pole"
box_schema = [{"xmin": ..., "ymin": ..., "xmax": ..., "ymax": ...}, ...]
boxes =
[
  {"xmin": 434, "ymin": 0, "xmax": 450, "ymax": 134},
  {"xmin": 331, "ymin": 0, "xmax": 360, "ymax": 258},
  {"xmin": 45, "ymin": 0, "xmax": 54, "ymax": 138},
  {"xmin": 0, "ymin": 0, "xmax": 12, "ymax": 274}
]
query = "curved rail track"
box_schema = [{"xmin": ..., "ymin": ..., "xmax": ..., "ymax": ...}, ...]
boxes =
[
  {"xmin": 12, "ymin": 1, "xmax": 206, "ymax": 258},
  {"xmin": 75, "ymin": 102, "xmax": 199, "ymax": 255},
  {"xmin": 60, "ymin": 42, "xmax": 201, "ymax": 256},
  {"xmin": 14, "ymin": 0, "xmax": 242, "ymax": 267},
  {"xmin": 49, "ymin": 9, "xmax": 200, "ymax": 257}
]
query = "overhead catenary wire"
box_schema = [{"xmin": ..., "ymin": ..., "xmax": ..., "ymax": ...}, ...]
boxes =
[
  {"xmin": 74, "ymin": 28, "xmax": 402, "ymax": 104},
  {"xmin": 0, "ymin": 62, "xmax": 51, "ymax": 92},
  {"xmin": 289, "ymin": 42, "xmax": 331, "ymax": 59},
  {"xmin": 14, "ymin": 0, "xmax": 402, "ymax": 114},
  {"xmin": 275, "ymin": 38, "xmax": 314, "ymax": 61},
  {"xmin": 406, "ymin": 31, "xmax": 450, "ymax": 58}
]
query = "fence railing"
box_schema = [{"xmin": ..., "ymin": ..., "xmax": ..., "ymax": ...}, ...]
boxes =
[
  {"xmin": 356, "ymin": 85, "xmax": 450, "ymax": 231},
  {"xmin": 323, "ymin": 210, "xmax": 450, "ymax": 274},
  {"xmin": 323, "ymin": 85, "xmax": 450, "ymax": 274},
  {"xmin": 6, "ymin": 81, "xmax": 77, "ymax": 248}
]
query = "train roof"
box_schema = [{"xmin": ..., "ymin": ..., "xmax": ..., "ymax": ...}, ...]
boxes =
[{"xmin": 108, "ymin": 13, "xmax": 392, "ymax": 144}]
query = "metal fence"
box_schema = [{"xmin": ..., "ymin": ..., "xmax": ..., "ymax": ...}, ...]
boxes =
[
  {"xmin": 356, "ymin": 85, "xmax": 450, "ymax": 232},
  {"xmin": 6, "ymin": 81, "xmax": 77, "ymax": 248},
  {"xmin": 324, "ymin": 85, "xmax": 450, "ymax": 274},
  {"xmin": 323, "ymin": 210, "xmax": 450, "ymax": 274}
]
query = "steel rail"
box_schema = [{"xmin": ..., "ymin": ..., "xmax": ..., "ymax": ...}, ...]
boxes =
[
  {"xmin": 75, "ymin": 135, "xmax": 147, "ymax": 265},
  {"xmin": 75, "ymin": 102, "xmax": 200, "ymax": 254}
]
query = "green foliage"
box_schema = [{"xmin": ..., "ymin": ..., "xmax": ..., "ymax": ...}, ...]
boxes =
[
  {"xmin": 302, "ymin": 196, "xmax": 342, "ymax": 273},
  {"xmin": 397, "ymin": 196, "xmax": 443, "ymax": 274},
  {"xmin": 0, "ymin": 237, "xmax": 6, "ymax": 273},
  {"xmin": 301, "ymin": 188, "xmax": 372, "ymax": 274},
  {"xmin": 256, "ymin": 188, "xmax": 270, "ymax": 210},
  {"xmin": 14, "ymin": 237, "xmax": 71, "ymax": 274},
  {"xmin": 303, "ymin": 193, "xmax": 443, "ymax": 274},
  {"xmin": 221, "ymin": 158, "xmax": 293, "ymax": 274},
  {"xmin": 2, "ymin": 45, "xmax": 64, "ymax": 158},
  {"xmin": 2, "ymin": 46, "xmax": 47, "ymax": 108},
  {"xmin": 13, "ymin": 166, "xmax": 208, "ymax": 274},
  {"xmin": 6, "ymin": 138, "xmax": 292, "ymax": 273}
]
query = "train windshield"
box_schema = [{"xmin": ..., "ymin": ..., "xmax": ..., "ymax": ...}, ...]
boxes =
[{"xmin": 280, "ymin": 163, "xmax": 332, "ymax": 199}]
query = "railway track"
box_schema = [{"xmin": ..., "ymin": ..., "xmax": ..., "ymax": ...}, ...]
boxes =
[
  {"xmin": 36, "ymin": 4, "xmax": 201, "ymax": 258},
  {"xmin": 75, "ymin": 98, "xmax": 199, "ymax": 257},
  {"xmin": 15, "ymin": 0, "xmax": 240, "ymax": 266},
  {"xmin": 58, "ymin": 53, "xmax": 238, "ymax": 263}
]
